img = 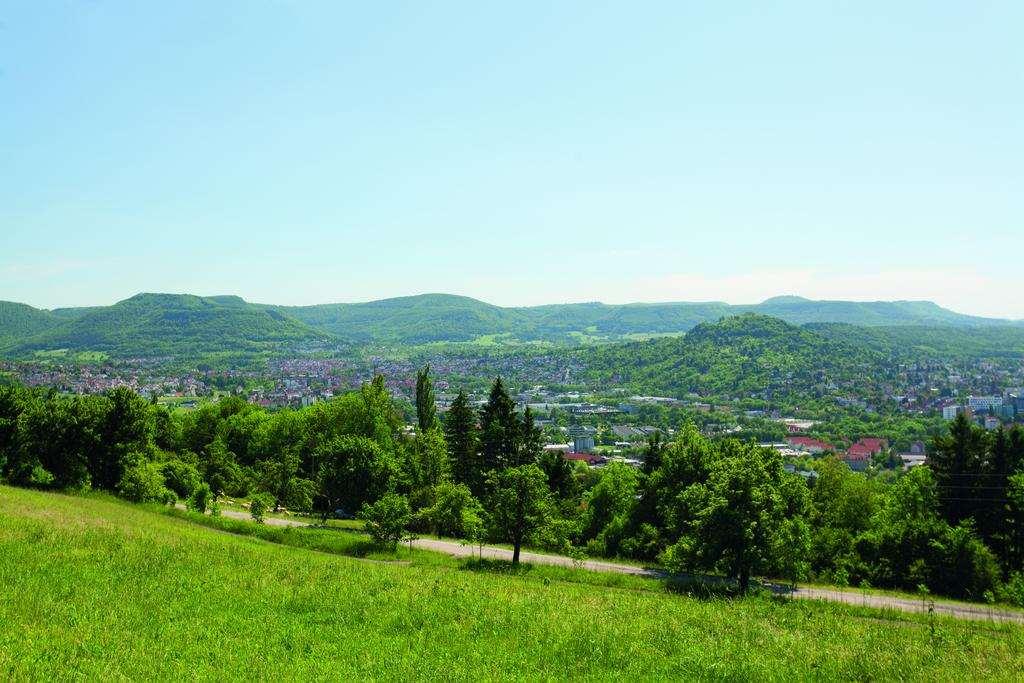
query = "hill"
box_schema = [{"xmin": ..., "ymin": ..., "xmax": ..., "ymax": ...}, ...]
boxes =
[
  {"xmin": 573, "ymin": 314, "xmax": 885, "ymax": 400},
  {"xmin": 4, "ymin": 293, "xmax": 329, "ymax": 358},
  {"xmin": 0, "ymin": 301, "xmax": 62, "ymax": 347},
  {"xmin": 2, "ymin": 292, "xmax": 1019, "ymax": 357},
  {"xmin": 278, "ymin": 293, "xmax": 1014, "ymax": 345},
  {"xmin": 2, "ymin": 486, "xmax": 1019, "ymax": 678}
]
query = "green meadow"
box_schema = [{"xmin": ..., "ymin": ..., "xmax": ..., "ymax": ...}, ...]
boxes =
[{"xmin": 2, "ymin": 485, "xmax": 1023, "ymax": 680}]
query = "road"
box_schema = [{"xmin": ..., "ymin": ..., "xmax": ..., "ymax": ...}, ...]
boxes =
[{"xmin": 202, "ymin": 507, "xmax": 1024, "ymax": 624}]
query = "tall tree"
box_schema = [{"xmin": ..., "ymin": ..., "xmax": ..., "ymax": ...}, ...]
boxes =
[
  {"xmin": 930, "ymin": 413, "xmax": 987, "ymax": 525},
  {"xmin": 515, "ymin": 406, "xmax": 542, "ymax": 467},
  {"xmin": 479, "ymin": 377, "xmax": 519, "ymax": 472},
  {"xmin": 663, "ymin": 442, "xmax": 792, "ymax": 594},
  {"xmin": 445, "ymin": 390, "xmax": 482, "ymax": 496},
  {"xmin": 415, "ymin": 364, "xmax": 438, "ymax": 432}
]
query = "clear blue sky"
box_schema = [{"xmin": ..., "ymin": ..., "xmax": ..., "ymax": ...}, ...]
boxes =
[{"xmin": 2, "ymin": 1, "xmax": 1022, "ymax": 316}]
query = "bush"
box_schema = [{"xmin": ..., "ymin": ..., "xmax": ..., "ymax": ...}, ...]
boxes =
[
  {"xmin": 187, "ymin": 483, "xmax": 213, "ymax": 514},
  {"xmin": 421, "ymin": 482, "xmax": 483, "ymax": 538},
  {"xmin": 161, "ymin": 460, "xmax": 202, "ymax": 499},
  {"xmin": 250, "ymin": 493, "xmax": 274, "ymax": 524},
  {"xmin": 359, "ymin": 493, "xmax": 411, "ymax": 549},
  {"xmin": 118, "ymin": 461, "xmax": 175, "ymax": 505},
  {"xmin": 996, "ymin": 572, "xmax": 1024, "ymax": 607}
]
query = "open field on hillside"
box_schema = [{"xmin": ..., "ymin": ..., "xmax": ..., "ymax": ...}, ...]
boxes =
[{"xmin": 2, "ymin": 486, "xmax": 1024, "ymax": 679}]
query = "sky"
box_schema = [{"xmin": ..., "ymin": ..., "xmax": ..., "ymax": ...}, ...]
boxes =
[{"xmin": 1, "ymin": 1, "xmax": 1022, "ymax": 317}]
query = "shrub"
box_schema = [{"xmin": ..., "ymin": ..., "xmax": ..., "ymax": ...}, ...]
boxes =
[
  {"xmin": 359, "ymin": 493, "xmax": 411, "ymax": 549},
  {"xmin": 118, "ymin": 461, "xmax": 175, "ymax": 505},
  {"xmin": 187, "ymin": 483, "xmax": 213, "ymax": 514},
  {"xmin": 250, "ymin": 493, "xmax": 274, "ymax": 524},
  {"xmin": 161, "ymin": 460, "xmax": 202, "ymax": 499},
  {"xmin": 422, "ymin": 482, "xmax": 483, "ymax": 538}
]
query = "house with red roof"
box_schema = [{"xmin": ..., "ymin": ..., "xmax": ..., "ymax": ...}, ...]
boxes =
[
  {"xmin": 563, "ymin": 452, "xmax": 607, "ymax": 467},
  {"xmin": 785, "ymin": 436, "xmax": 834, "ymax": 454},
  {"xmin": 842, "ymin": 438, "xmax": 889, "ymax": 471}
]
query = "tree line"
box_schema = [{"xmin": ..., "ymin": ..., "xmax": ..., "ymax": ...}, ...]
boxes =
[{"xmin": 2, "ymin": 373, "xmax": 1023, "ymax": 602}]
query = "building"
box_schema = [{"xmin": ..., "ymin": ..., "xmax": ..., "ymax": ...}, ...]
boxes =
[
  {"xmin": 562, "ymin": 452, "xmax": 606, "ymax": 467},
  {"xmin": 785, "ymin": 436, "xmax": 834, "ymax": 454},
  {"xmin": 572, "ymin": 435, "xmax": 596, "ymax": 453},
  {"xmin": 942, "ymin": 404, "xmax": 971, "ymax": 421},
  {"xmin": 968, "ymin": 396, "xmax": 1003, "ymax": 413},
  {"xmin": 842, "ymin": 438, "xmax": 888, "ymax": 472},
  {"xmin": 899, "ymin": 453, "xmax": 927, "ymax": 469},
  {"xmin": 984, "ymin": 415, "xmax": 1002, "ymax": 431}
]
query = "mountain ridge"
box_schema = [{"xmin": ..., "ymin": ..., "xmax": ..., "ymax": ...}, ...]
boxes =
[{"xmin": 1, "ymin": 292, "xmax": 1019, "ymax": 357}]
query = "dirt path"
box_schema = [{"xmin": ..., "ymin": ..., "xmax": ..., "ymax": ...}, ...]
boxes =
[{"xmin": 203, "ymin": 507, "xmax": 1024, "ymax": 624}]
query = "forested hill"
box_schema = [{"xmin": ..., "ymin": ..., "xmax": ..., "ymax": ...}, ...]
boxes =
[
  {"xmin": 0, "ymin": 301, "xmax": 62, "ymax": 348},
  {"xmin": 0, "ymin": 292, "xmax": 1019, "ymax": 357},
  {"xmin": 572, "ymin": 314, "xmax": 886, "ymax": 399},
  {"xmin": 1, "ymin": 293, "xmax": 328, "ymax": 358},
  {"xmin": 278, "ymin": 293, "xmax": 1015, "ymax": 344}
]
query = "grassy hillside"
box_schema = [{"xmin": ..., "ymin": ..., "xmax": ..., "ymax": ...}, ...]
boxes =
[
  {"xmin": 4, "ymin": 293, "xmax": 329, "ymax": 358},
  {"xmin": 1, "ymin": 486, "xmax": 1022, "ymax": 679}
]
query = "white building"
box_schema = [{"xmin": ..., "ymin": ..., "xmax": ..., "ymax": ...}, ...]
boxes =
[{"xmin": 968, "ymin": 396, "xmax": 1003, "ymax": 413}]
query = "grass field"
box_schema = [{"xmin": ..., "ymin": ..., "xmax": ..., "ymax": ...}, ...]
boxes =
[{"xmin": 2, "ymin": 486, "xmax": 1024, "ymax": 679}]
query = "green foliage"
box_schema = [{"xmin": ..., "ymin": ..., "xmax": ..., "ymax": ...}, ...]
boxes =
[
  {"xmin": 660, "ymin": 440, "xmax": 800, "ymax": 593},
  {"xmin": 486, "ymin": 464, "xmax": 552, "ymax": 564},
  {"xmin": 5, "ymin": 293, "xmax": 327, "ymax": 359},
  {"xmin": 419, "ymin": 481, "xmax": 484, "ymax": 538},
  {"xmin": 117, "ymin": 460, "xmax": 175, "ymax": 504},
  {"xmin": 359, "ymin": 493, "xmax": 412, "ymax": 549},
  {"xmin": 160, "ymin": 459, "xmax": 203, "ymax": 499},
  {"xmin": 317, "ymin": 436, "xmax": 399, "ymax": 516},
  {"xmin": 186, "ymin": 482, "xmax": 212, "ymax": 514},
  {"xmin": 444, "ymin": 389, "xmax": 482, "ymax": 495},
  {"xmin": 415, "ymin": 364, "xmax": 438, "ymax": 431},
  {"xmin": 249, "ymin": 493, "xmax": 273, "ymax": 524}
]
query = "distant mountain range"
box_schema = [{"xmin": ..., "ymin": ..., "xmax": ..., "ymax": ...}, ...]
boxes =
[{"xmin": 0, "ymin": 292, "xmax": 1019, "ymax": 358}]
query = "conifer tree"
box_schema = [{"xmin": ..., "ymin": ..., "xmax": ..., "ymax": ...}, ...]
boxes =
[
  {"xmin": 444, "ymin": 390, "xmax": 482, "ymax": 496},
  {"xmin": 479, "ymin": 377, "xmax": 519, "ymax": 472},
  {"xmin": 415, "ymin": 364, "xmax": 438, "ymax": 432}
]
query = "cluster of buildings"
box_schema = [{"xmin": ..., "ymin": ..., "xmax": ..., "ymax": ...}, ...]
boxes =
[{"xmin": 941, "ymin": 392, "xmax": 1024, "ymax": 429}]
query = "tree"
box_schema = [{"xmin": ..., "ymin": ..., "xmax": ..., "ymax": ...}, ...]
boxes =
[
  {"xmin": 415, "ymin": 365, "xmax": 438, "ymax": 432},
  {"xmin": 407, "ymin": 427, "xmax": 451, "ymax": 492},
  {"xmin": 929, "ymin": 413, "xmax": 987, "ymax": 525},
  {"xmin": 514, "ymin": 406, "xmax": 542, "ymax": 467},
  {"xmin": 360, "ymin": 493, "xmax": 412, "ymax": 549},
  {"xmin": 201, "ymin": 438, "xmax": 244, "ymax": 498},
  {"xmin": 187, "ymin": 482, "xmax": 213, "ymax": 513},
  {"xmin": 445, "ymin": 390, "xmax": 482, "ymax": 496},
  {"xmin": 486, "ymin": 464, "xmax": 551, "ymax": 565},
  {"xmin": 249, "ymin": 493, "xmax": 273, "ymax": 524},
  {"xmin": 582, "ymin": 462, "xmax": 639, "ymax": 542},
  {"xmin": 316, "ymin": 436, "xmax": 398, "ymax": 518},
  {"xmin": 662, "ymin": 442, "xmax": 791, "ymax": 594},
  {"xmin": 160, "ymin": 459, "xmax": 203, "ymax": 499},
  {"xmin": 537, "ymin": 448, "xmax": 575, "ymax": 499},
  {"xmin": 421, "ymin": 481, "xmax": 484, "ymax": 538},
  {"xmin": 96, "ymin": 387, "xmax": 155, "ymax": 490},
  {"xmin": 479, "ymin": 377, "xmax": 520, "ymax": 472}
]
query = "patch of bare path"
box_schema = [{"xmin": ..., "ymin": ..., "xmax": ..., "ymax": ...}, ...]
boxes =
[
  {"xmin": 791, "ymin": 587, "xmax": 1024, "ymax": 624},
  {"xmin": 193, "ymin": 506, "xmax": 1024, "ymax": 624}
]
